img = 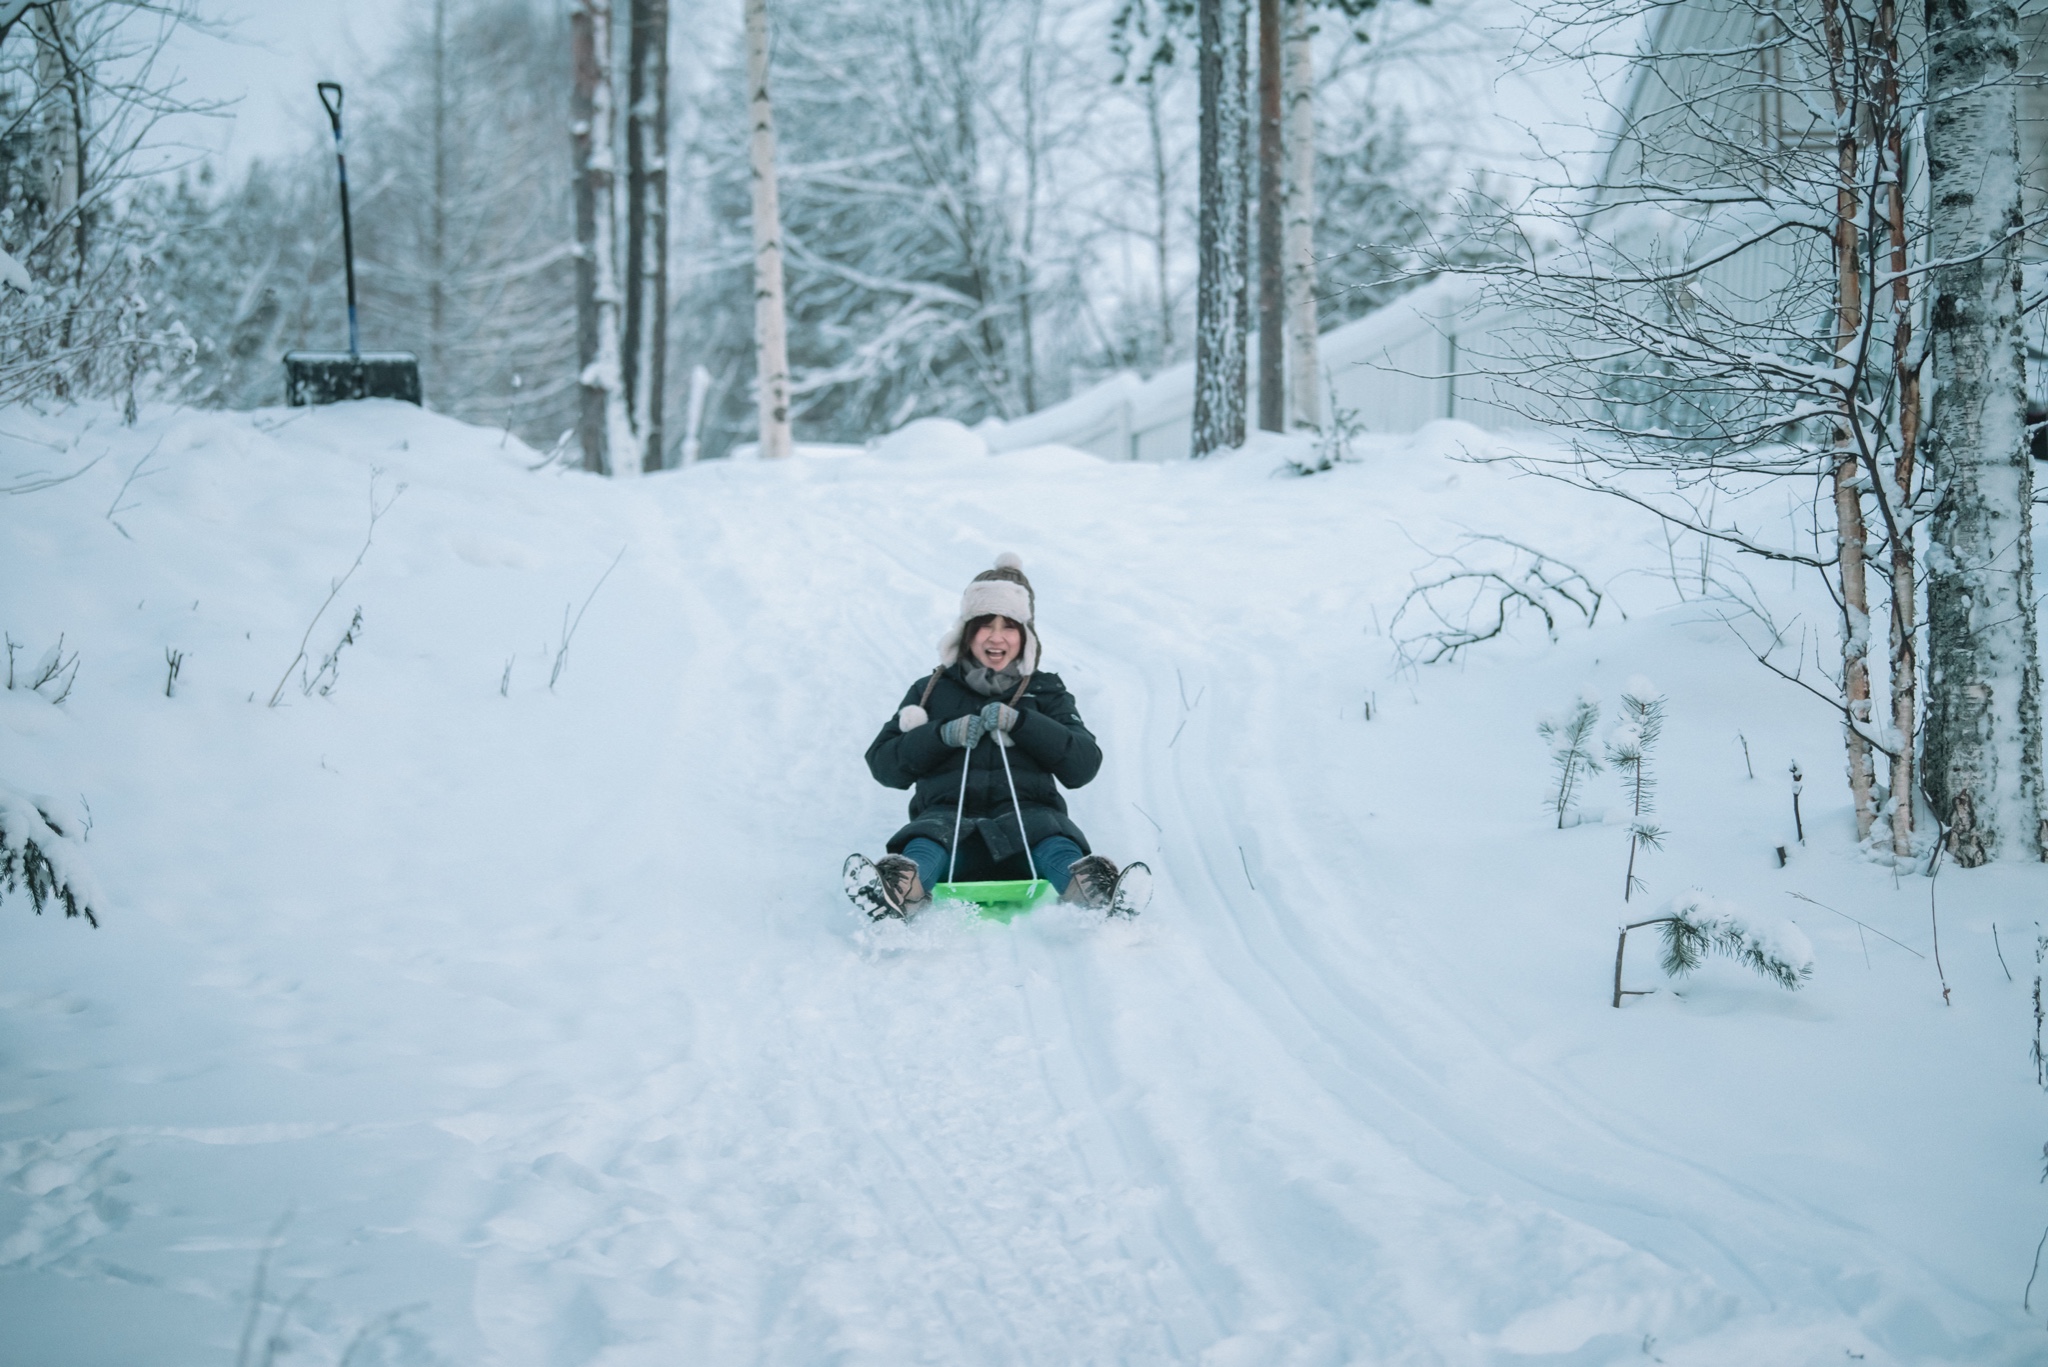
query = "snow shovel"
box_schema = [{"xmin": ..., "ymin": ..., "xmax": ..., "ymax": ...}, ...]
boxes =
[
  {"xmin": 931, "ymin": 729, "xmax": 1057, "ymax": 921},
  {"xmin": 282, "ymin": 82, "xmax": 422, "ymax": 407}
]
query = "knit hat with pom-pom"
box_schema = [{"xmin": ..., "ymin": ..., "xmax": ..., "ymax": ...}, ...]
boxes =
[{"xmin": 897, "ymin": 554, "xmax": 1039, "ymax": 730}]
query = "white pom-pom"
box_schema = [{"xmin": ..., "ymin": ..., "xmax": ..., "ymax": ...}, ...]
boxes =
[
  {"xmin": 994, "ymin": 551, "xmax": 1023, "ymax": 572},
  {"xmin": 898, "ymin": 704, "xmax": 928, "ymax": 730}
]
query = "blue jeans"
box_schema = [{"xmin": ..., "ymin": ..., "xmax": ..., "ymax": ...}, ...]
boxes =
[{"xmin": 903, "ymin": 835, "xmax": 1084, "ymax": 896}]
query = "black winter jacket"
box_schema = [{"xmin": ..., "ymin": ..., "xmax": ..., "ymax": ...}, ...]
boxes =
[{"xmin": 866, "ymin": 664, "xmax": 1102, "ymax": 860}]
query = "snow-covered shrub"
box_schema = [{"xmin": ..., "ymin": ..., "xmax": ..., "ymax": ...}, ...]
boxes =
[
  {"xmin": 1657, "ymin": 893, "xmax": 1813, "ymax": 989},
  {"xmin": 1281, "ymin": 390, "xmax": 1365, "ymax": 476},
  {"xmin": 1613, "ymin": 891, "xmax": 1811, "ymax": 1006},
  {"xmin": 1390, "ymin": 535, "xmax": 1606, "ymax": 665},
  {"xmin": 0, "ymin": 787, "xmax": 100, "ymax": 926},
  {"xmin": 5, "ymin": 632, "xmax": 79, "ymax": 703},
  {"xmin": 1537, "ymin": 691, "xmax": 1602, "ymax": 828}
]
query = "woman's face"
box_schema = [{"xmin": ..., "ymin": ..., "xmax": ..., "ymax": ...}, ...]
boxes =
[{"xmin": 970, "ymin": 616, "xmax": 1023, "ymax": 671}]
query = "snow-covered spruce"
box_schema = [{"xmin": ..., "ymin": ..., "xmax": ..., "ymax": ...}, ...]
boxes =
[
  {"xmin": 0, "ymin": 786, "xmax": 100, "ymax": 926},
  {"xmin": 1613, "ymin": 892, "xmax": 1812, "ymax": 1007}
]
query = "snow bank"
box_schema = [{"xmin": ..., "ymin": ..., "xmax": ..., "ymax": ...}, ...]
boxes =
[{"xmin": 868, "ymin": 415, "xmax": 988, "ymax": 461}]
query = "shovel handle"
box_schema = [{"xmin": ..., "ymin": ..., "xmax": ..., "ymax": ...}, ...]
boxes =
[
  {"xmin": 317, "ymin": 82, "xmax": 344, "ymax": 137},
  {"xmin": 315, "ymin": 81, "xmax": 358, "ymax": 357}
]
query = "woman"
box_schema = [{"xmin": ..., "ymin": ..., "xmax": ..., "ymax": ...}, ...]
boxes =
[{"xmin": 846, "ymin": 555, "xmax": 1148, "ymax": 920}]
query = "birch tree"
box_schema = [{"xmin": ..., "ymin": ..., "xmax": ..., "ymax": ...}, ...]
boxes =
[
  {"xmin": 1283, "ymin": 0, "xmax": 1319, "ymax": 429},
  {"xmin": 1193, "ymin": 0, "xmax": 1249, "ymax": 457},
  {"xmin": 1920, "ymin": 0, "xmax": 2044, "ymax": 864},
  {"xmin": 625, "ymin": 0, "xmax": 669, "ymax": 469},
  {"xmin": 745, "ymin": 0, "xmax": 791, "ymax": 459},
  {"xmin": 1256, "ymin": 0, "xmax": 1284, "ymax": 432},
  {"xmin": 571, "ymin": 0, "xmax": 640, "ymax": 476}
]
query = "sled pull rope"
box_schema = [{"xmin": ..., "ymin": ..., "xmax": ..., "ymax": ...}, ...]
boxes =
[
  {"xmin": 947, "ymin": 737, "xmax": 972, "ymax": 885},
  {"xmin": 994, "ymin": 726, "xmax": 1039, "ymax": 881}
]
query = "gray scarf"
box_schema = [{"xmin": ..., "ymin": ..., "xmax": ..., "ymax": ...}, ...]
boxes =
[{"xmin": 962, "ymin": 662, "xmax": 1025, "ymax": 699}]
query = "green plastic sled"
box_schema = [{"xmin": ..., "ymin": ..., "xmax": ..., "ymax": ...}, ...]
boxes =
[{"xmin": 932, "ymin": 879, "xmax": 1057, "ymax": 923}]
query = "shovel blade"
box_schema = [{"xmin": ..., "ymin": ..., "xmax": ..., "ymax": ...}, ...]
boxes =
[{"xmin": 283, "ymin": 351, "xmax": 423, "ymax": 407}]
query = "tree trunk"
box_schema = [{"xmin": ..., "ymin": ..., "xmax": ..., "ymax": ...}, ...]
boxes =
[
  {"xmin": 745, "ymin": 0, "xmax": 792, "ymax": 460},
  {"xmin": 34, "ymin": 0, "xmax": 84, "ymax": 291},
  {"xmin": 1145, "ymin": 74, "xmax": 1173, "ymax": 358},
  {"xmin": 430, "ymin": 0, "xmax": 447, "ymax": 389},
  {"xmin": 1282, "ymin": 0, "xmax": 1318, "ymax": 431},
  {"xmin": 1822, "ymin": 0, "xmax": 1877, "ymax": 842},
  {"xmin": 1878, "ymin": 0, "xmax": 1919, "ymax": 858},
  {"xmin": 626, "ymin": 0, "xmax": 668, "ymax": 470},
  {"xmin": 590, "ymin": 0, "xmax": 640, "ymax": 475},
  {"xmin": 571, "ymin": 1, "xmax": 605, "ymax": 472},
  {"xmin": 1193, "ymin": 0, "xmax": 1248, "ymax": 458},
  {"xmin": 1017, "ymin": 0, "xmax": 1045, "ymax": 413},
  {"xmin": 1923, "ymin": 0, "xmax": 2044, "ymax": 863},
  {"xmin": 1255, "ymin": 0, "xmax": 1283, "ymax": 432}
]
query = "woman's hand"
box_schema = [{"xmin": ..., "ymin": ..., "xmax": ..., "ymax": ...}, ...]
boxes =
[
  {"xmin": 939, "ymin": 714, "xmax": 986, "ymax": 749},
  {"xmin": 979, "ymin": 702, "xmax": 1019, "ymax": 735}
]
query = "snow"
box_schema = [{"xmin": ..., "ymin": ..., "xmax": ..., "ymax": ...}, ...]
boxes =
[
  {"xmin": 868, "ymin": 416, "xmax": 988, "ymax": 462},
  {"xmin": 1, "ymin": 399, "xmax": 2044, "ymax": 1364},
  {"xmin": 0, "ymin": 247, "xmax": 32, "ymax": 295}
]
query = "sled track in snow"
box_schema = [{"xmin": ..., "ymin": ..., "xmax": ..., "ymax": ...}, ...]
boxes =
[{"xmin": 4, "ymin": 410, "xmax": 2037, "ymax": 1366}]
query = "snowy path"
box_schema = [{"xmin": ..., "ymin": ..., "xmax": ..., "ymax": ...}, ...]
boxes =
[{"xmin": 1, "ymin": 403, "xmax": 2042, "ymax": 1365}]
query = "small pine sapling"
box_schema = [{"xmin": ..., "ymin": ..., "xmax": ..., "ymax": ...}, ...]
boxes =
[
  {"xmin": 1538, "ymin": 692, "xmax": 1602, "ymax": 828},
  {"xmin": 1606, "ymin": 686, "xmax": 1666, "ymax": 900},
  {"xmin": 0, "ymin": 788, "xmax": 101, "ymax": 926},
  {"xmin": 164, "ymin": 647, "xmax": 183, "ymax": 698},
  {"xmin": 1612, "ymin": 891, "xmax": 1812, "ymax": 1007}
]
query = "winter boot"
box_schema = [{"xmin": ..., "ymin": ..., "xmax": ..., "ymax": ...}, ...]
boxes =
[
  {"xmin": 874, "ymin": 854, "xmax": 927, "ymax": 913},
  {"xmin": 844, "ymin": 853, "xmax": 928, "ymax": 920},
  {"xmin": 1062, "ymin": 854, "xmax": 1120, "ymax": 911},
  {"xmin": 1107, "ymin": 861, "xmax": 1152, "ymax": 919}
]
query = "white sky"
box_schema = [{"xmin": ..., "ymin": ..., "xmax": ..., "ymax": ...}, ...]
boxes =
[
  {"xmin": 155, "ymin": 0, "xmax": 416, "ymax": 174},
  {"xmin": 147, "ymin": 0, "xmax": 1615, "ymax": 202}
]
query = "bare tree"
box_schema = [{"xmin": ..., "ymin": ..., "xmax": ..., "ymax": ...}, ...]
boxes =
[
  {"xmin": 1435, "ymin": 0, "xmax": 2035, "ymax": 858},
  {"xmin": 0, "ymin": 0, "xmax": 219, "ymax": 415},
  {"xmin": 745, "ymin": 0, "xmax": 791, "ymax": 459}
]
